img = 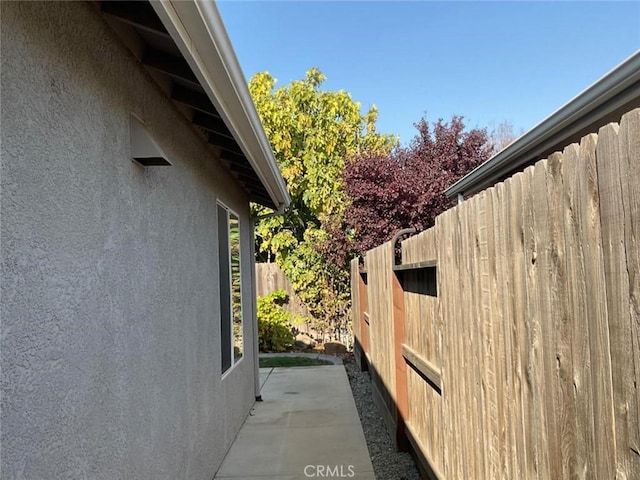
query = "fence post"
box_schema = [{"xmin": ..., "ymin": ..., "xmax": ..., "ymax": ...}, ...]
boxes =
[
  {"xmin": 358, "ymin": 270, "xmax": 369, "ymax": 371},
  {"xmin": 393, "ymin": 269, "xmax": 409, "ymax": 451},
  {"xmin": 351, "ymin": 257, "xmax": 369, "ymax": 372}
]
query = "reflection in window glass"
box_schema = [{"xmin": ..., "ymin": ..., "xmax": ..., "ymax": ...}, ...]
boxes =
[
  {"xmin": 218, "ymin": 204, "xmax": 242, "ymax": 375},
  {"xmin": 229, "ymin": 213, "xmax": 242, "ymax": 361}
]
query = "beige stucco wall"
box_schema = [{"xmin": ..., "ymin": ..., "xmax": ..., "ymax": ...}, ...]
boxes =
[{"xmin": 1, "ymin": 2, "xmax": 257, "ymax": 478}]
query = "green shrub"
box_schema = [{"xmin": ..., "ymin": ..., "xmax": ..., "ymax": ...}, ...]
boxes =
[{"xmin": 257, "ymin": 290, "xmax": 305, "ymax": 352}]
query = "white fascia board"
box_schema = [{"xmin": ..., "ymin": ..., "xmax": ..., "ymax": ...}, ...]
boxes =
[
  {"xmin": 149, "ymin": 0, "xmax": 290, "ymax": 209},
  {"xmin": 446, "ymin": 49, "xmax": 640, "ymax": 198}
]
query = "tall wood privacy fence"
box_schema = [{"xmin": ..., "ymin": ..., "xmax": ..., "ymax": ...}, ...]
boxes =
[
  {"xmin": 351, "ymin": 110, "xmax": 640, "ymax": 479},
  {"xmin": 256, "ymin": 263, "xmax": 309, "ymax": 318}
]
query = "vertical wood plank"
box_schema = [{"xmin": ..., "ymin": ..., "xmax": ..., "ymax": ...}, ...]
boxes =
[
  {"xmin": 438, "ymin": 209, "xmax": 461, "ymax": 479},
  {"xmin": 563, "ymin": 143, "xmax": 597, "ymax": 478},
  {"xmin": 618, "ymin": 110, "xmax": 640, "ymax": 473},
  {"xmin": 470, "ymin": 195, "xmax": 489, "ymax": 479},
  {"xmin": 350, "ymin": 258, "xmax": 362, "ymax": 365},
  {"xmin": 492, "ymin": 182, "xmax": 513, "ymax": 479},
  {"xmin": 510, "ymin": 175, "xmax": 525, "ymax": 479},
  {"xmin": 522, "ymin": 165, "xmax": 551, "ymax": 478},
  {"xmin": 393, "ymin": 268, "xmax": 409, "ymax": 450},
  {"xmin": 351, "ymin": 259, "xmax": 361, "ymax": 340},
  {"xmin": 579, "ymin": 134, "xmax": 616, "ymax": 479},
  {"xmin": 532, "ymin": 160, "xmax": 556, "ymax": 477},
  {"xmin": 479, "ymin": 188, "xmax": 501, "ymax": 479},
  {"xmin": 597, "ymin": 121, "xmax": 632, "ymax": 478},
  {"xmin": 365, "ymin": 242, "xmax": 399, "ymax": 445},
  {"xmin": 256, "ymin": 263, "xmax": 310, "ymax": 319},
  {"xmin": 545, "ymin": 150, "xmax": 578, "ymax": 479},
  {"xmin": 360, "ymin": 273, "xmax": 369, "ymax": 354},
  {"xmin": 459, "ymin": 199, "xmax": 477, "ymax": 479},
  {"xmin": 533, "ymin": 159, "xmax": 561, "ymax": 477},
  {"xmin": 451, "ymin": 204, "xmax": 468, "ymax": 478}
]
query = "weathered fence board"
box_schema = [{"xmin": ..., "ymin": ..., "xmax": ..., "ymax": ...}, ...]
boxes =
[
  {"xmin": 563, "ymin": 142, "xmax": 598, "ymax": 478},
  {"xmin": 619, "ymin": 111, "xmax": 640, "ymax": 467},
  {"xmin": 365, "ymin": 243, "xmax": 398, "ymax": 446},
  {"xmin": 400, "ymin": 217, "xmax": 444, "ymax": 476},
  {"xmin": 352, "ymin": 110, "xmax": 640, "ymax": 479},
  {"xmin": 256, "ymin": 262, "xmax": 309, "ymax": 318},
  {"xmin": 506, "ymin": 172, "xmax": 529, "ymax": 478},
  {"xmin": 351, "ymin": 257, "xmax": 368, "ymax": 370}
]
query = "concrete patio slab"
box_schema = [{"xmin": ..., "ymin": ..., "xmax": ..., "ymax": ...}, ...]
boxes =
[{"xmin": 215, "ymin": 366, "xmax": 375, "ymax": 479}]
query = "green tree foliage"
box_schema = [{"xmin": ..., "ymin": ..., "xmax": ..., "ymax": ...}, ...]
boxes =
[
  {"xmin": 257, "ymin": 290, "xmax": 301, "ymax": 352},
  {"xmin": 332, "ymin": 116, "xmax": 492, "ymax": 259},
  {"xmin": 249, "ymin": 69, "xmax": 394, "ymax": 333}
]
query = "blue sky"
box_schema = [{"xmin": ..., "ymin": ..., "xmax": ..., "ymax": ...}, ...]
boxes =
[{"xmin": 218, "ymin": 1, "xmax": 640, "ymax": 145}]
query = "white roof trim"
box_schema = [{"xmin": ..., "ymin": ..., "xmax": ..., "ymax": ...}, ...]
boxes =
[{"xmin": 149, "ymin": 0, "xmax": 290, "ymax": 209}]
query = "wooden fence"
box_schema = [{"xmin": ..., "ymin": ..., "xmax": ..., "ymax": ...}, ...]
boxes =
[
  {"xmin": 255, "ymin": 262, "xmax": 313, "ymax": 332},
  {"xmin": 351, "ymin": 109, "xmax": 640, "ymax": 479}
]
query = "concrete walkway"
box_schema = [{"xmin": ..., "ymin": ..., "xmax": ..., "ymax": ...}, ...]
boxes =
[{"xmin": 215, "ymin": 365, "xmax": 375, "ymax": 479}]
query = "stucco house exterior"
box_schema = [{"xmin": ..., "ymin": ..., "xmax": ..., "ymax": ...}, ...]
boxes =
[{"xmin": 1, "ymin": 1, "xmax": 289, "ymax": 478}]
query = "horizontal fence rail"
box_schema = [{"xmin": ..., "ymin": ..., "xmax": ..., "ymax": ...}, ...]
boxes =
[{"xmin": 351, "ymin": 109, "xmax": 640, "ymax": 479}]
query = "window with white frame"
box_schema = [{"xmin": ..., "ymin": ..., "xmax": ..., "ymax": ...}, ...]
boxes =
[{"xmin": 218, "ymin": 203, "xmax": 243, "ymax": 374}]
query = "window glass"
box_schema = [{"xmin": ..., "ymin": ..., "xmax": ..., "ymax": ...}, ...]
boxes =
[
  {"xmin": 218, "ymin": 204, "xmax": 242, "ymax": 374},
  {"xmin": 229, "ymin": 213, "xmax": 243, "ymax": 361}
]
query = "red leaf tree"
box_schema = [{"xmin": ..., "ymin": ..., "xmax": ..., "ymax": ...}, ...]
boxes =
[{"xmin": 328, "ymin": 116, "xmax": 492, "ymax": 261}]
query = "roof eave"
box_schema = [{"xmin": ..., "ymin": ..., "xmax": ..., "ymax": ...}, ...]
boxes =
[
  {"xmin": 446, "ymin": 50, "xmax": 640, "ymax": 199},
  {"xmin": 149, "ymin": 0, "xmax": 290, "ymax": 210}
]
